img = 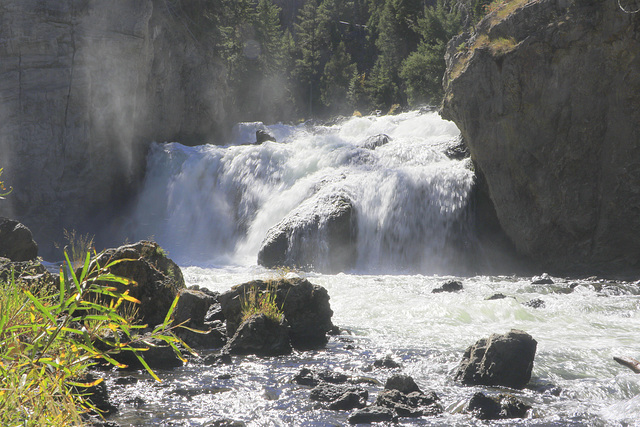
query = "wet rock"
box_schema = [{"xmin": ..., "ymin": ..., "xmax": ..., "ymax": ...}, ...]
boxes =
[
  {"xmin": 203, "ymin": 353, "xmax": 232, "ymax": 366},
  {"xmin": 455, "ymin": 329, "xmax": 537, "ymax": 389},
  {"xmin": 205, "ymin": 303, "xmax": 225, "ymax": 322},
  {"xmin": 172, "ymin": 386, "xmax": 231, "ymax": 398},
  {"xmin": 375, "ymin": 389, "xmax": 443, "ymax": 417},
  {"xmin": 72, "ymin": 372, "xmax": 117, "ymax": 417},
  {"xmin": 0, "ymin": 217, "xmax": 38, "ymax": 261},
  {"xmin": 486, "ymin": 293, "xmax": 507, "ymax": 300},
  {"xmin": 103, "ymin": 334, "xmax": 184, "ymax": 370},
  {"xmin": 257, "ymin": 191, "xmax": 357, "ymax": 273},
  {"xmin": 466, "ymin": 392, "xmax": 531, "ymax": 420},
  {"xmin": 310, "ymin": 383, "xmax": 368, "ymax": 405},
  {"xmin": 524, "ymin": 298, "xmax": 545, "ymax": 309},
  {"xmin": 328, "ymin": 391, "xmax": 368, "ymax": 410},
  {"xmin": 358, "ymin": 134, "xmax": 391, "ymax": 150},
  {"xmin": 348, "ymin": 406, "xmax": 397, "ymax": 424},
  {"xmin": 432, "ymin": 280, "xmax": 463, "ymax": 293},
  {"xmin": 174, "ymin": 289, "xmax": 217, "ymax": 326},
  {"xmin": 219, "ymin": 277, "xmax": 334, "ymax": 350},
  {"xmin": 384, "ymin": 374, "xmax": 420, "ymax": 394},
  {"xmin": 373, "ymin": 355, "xmax": 402, "ymax": 369},
  {"xmin": 176, "ymin": 320, "xmax": 227, "ymax": 349},
  {"xmin": 114, "ymin": 376, "xmax": 138, "ymax": 386},
  {"xmin": 532, "ymin": 276, "xmax": 554, "ymax": 285},
  {"xmin": 205, "ymin": 419, "xmax": 246, "ymax": 427},
  {"xmin": 293, "ymin": 367, "xmax": 349, "ymax": 387},
  {"xmin": 444, "ymin": 135, "xmax": 470, "ymax": 160},
  {"xmin": 256, "ymin": 129, "xmax": 276, "ymax": 143},
  {"xmin": 222, "ymin": 313, "xmax": 291, "ymax": 357},
  {"xmin": 89, "ymin": 241, "xmax": 185, "ymax": 326}
]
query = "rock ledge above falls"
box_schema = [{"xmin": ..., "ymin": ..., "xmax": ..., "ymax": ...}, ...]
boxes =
[{"xmin": 442, "ymin": 0, "xmax": 640, "ymax": 275}]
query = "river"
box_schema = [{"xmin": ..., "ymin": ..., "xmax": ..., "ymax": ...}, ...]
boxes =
[{"xmin": 108, "ymin": 111, "xmax": 640, "ymax": 426}]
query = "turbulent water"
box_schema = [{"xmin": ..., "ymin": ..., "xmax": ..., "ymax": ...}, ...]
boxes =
[{"xmin": 109, "ymin": 111, "xmax": 640, "ymax": 426}]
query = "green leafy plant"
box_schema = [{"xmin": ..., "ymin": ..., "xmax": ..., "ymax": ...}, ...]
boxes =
[
  {"xmin": 0, "ymin": 250, "xmax": 193, "ymax": 425},
  {"xmin": 240, "ymin": 280, "xmax": 284, "ymax": 324}
]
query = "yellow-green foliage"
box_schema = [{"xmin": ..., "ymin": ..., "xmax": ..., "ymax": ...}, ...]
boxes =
[
  {"xmin": 240, "ymin": 280, "xmax": 284, "ymax": 324},
  {"xmin": 62, "ymin": 229, "xmax": 95, "ymax": 269},
  {"xmin": 0, "ymin": 167, "xmax": 11, "ymax": 199},
  {"xmin": 0, "ymin": 251, "xmax": 191, "ymax": 426}
]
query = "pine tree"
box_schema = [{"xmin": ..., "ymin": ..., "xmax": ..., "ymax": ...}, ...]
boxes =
[{"xmin": 321, "ymin": 42, "xmax": 357, "ymax": 113}]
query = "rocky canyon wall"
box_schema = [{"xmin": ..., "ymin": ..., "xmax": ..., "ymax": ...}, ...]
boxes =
[
  {"xmin": 0, "ymin": 0, "xmax": 230, "ymax": 257},
  {"xmin": 442, "ymin": 0, "xmax": 640, "ymax": 274}
]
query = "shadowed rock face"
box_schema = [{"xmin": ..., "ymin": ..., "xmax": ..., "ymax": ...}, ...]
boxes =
[
  {"xmin": 0, "ymin": 0, "xmax": 230, "ymax": 257},
  {"xmin": 442, "ymin": 0, "xmax": 640, "ymax": 275}
]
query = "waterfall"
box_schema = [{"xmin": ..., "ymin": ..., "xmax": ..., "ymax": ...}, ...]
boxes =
[{"xmin": 124, "ymin": 110, "xmax": 475, "ymax": 273}]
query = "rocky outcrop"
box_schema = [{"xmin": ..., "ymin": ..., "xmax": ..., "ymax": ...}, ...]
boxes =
[
  {"xmin": 0, "ymin": 0, "xmax": 231, "ymax": 257},
  {"xmin": 455, "ymin": 329, "xmax": 537, "ymax": 389},
  {"xmin": 0, "ymin": 217, "xmax": 38, "ymax": 261},
  {"xmin": 442, "ymin": 0, "xmax": 640, "ymax": 274},
  {"xmin": 257, "ymin": 191, "xmax": 357, "ymax": 273},
  {"xmin": 219, "ymin": 277, "xmax": 334, "ymax": 350},
  {"xmin": 222, "ymin": 313, "xmax": 292, "ymax": 357},
  {"xmin": 90, "ymin": 241, "xmax": 185, "ymax": 326}
]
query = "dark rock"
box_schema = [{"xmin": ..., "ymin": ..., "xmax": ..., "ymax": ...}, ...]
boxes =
[
  {"xmin": 524, "ymin": 298, "xmax": 546, "ymax": 309},
  {"xmin": 375, "ymin": 389, "xmax": 443, "ymax": 417},
  {"xmin": 384, "ymin": 374, "xmax": 421, "ymax": 394},
  {"xmin": 486, "ymin": 293, "xmax": 507, "ymax": 300},
  {"xmin": 442, "ymin": 0, "xmax": 640, "ymax": 275},
  {"xmin": 0, "ymin": 258, "xmax": 56, "ymax": 291},
  {"xmin": 432, "ymin": 280, "xmax": 463, "ymax": 293},
  {"xmin": 0, "ymin": 217, "xmax": 38, "ymax": 261},
  {"xmin": 257, "ymin": 191, "xmax": 357, "ymax": 273},
  {"xmin": 174, "ymin": 289, "xmax": 217, "ymax": 327},
  {"xmin": 310, "ymin": 383, "xmax": 368, "ymax": 404},
  {"xmin": 348, "ymin": 406, "xmax": 397, "ymax": 424},
  {"xmin": 219, "ymin": 277, "xmax": 333, "ymax": 350},
  {"xmin": 89, "ymin": 241, "xmax": 185, "ymax": 326},
  {"xmin": 373, "ymin": 355, "xmax": 402, "ymax": 369},
  {"xmin": 203, "ymin": 353, "xmax": 232, "ymax": 366},
  {"xmin": 205, "ymin": 419, "xmax": 246, "ymax": 427},
  {"xmin": 358, "ymin": 134, "xmax": 391, "ymax": 150},
  {"xmin": 222, "ymin": 313, "xmax": 291, "ymax": 357},
  {"xmin": 293, "ymin": 367, "xmax": 349, "ymax": 387},
  {"xmin": 467, "ymin": 392, "xmax": 531, "ymax": 420},
  {"xmin": 205, "ymin": 303, "xmax": 225, "ymax": 322},
  {"xmin": 328, "ymin": 391, "xmax": 368, "ymax": 410},
  {"xmin": 532, "ymin": 276, "xmax": 554, "ymax": 285},
  {"xmin": 455, "ymin": 329, "xmax": 537, "ymax": 389},
  {"xmin": 256, "ymin": 129, "xmax": 276, "ymax": 143},
  {"xmin": 176, "ymin": 320, "xmax": 227, "ymax": 349},
  {"xmin": 103, "ymin": 334, "xmax": 184, "ymax": 370}
]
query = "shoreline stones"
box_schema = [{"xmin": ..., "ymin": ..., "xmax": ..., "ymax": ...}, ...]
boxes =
[{"xmin": 455, "ymin": 329, "xmax": 537, "ymax": 389}]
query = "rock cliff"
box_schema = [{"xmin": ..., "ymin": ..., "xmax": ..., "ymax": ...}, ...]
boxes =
[
  {"xmin": 0, "ymin": 0, "xmax": 230, "ymax": 257},
  {"xmin": 442, "ymin": 0, "xmax": 640, "ymax": 274}
]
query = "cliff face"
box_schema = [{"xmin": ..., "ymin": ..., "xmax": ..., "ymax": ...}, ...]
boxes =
[
  {"xmin": 0, "ymin": 0, "xmax": 230, "ymax": 256},
  {"xmin": 442, "ymin": 0, "xmax": 640, "ymax": 274}
]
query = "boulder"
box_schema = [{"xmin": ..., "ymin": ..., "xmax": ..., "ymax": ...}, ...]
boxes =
[
  {"xmin": 358, "ymin": 134, "xmax": 390, "ymax": 150},
  {"xmin": 347, "ymin": 406, "xmax": 397, "ymax": 424},
  {"xmin": 256, "ymin": 129, "xmax": 276, "ymax": 143},
  {"xmin": 172, "ymin": 289, "xmax": 226, "ymax": 348},
  {"xmin": 222, "ymin": 313, "xmax": 291, "ymax": 357},
  {"xmin": 455, "ymin": 329, "xmax": 537, "ymax": 389},
  {"xmin": 219, "ymin": 277, "xmax": 334, "ymax": 350},
  {"xmin": 375, "ymin": 389, "xmax": 443, "ymax": 417},
  {"xmin": 442, "ymin": 0, "xmax": 640, "ymax": 275},
  {"xmin": 257, "ymin": 191, "xmax": 357, "ymax": 273},
  {"xmin": 0, "ymin": 217, "xmax": 38, "ymax": 261},
  {"xmin": 432, "ymin": 280, "xmax": 463, "ymax": 293},
  {"xmin": 372, "ymin": 355, "xmax": 402, "ymax": 369},
  {"xmin": 89, "ymin": 241, "xmax": 185, "ymax": 327},
  {"xmin": 173, "ymin": 289, "xmax": 217, "ymax": 327},
  {"xmin": 310, "ymin": 383, "xmax": 368, "ymax": 408},
  {"xmin": 384, "ymin": 374, "xmax": 421, "ymax": 394},
  {"xmin": 292, "ymin": 367, "xmax": 349, "ymax": 387},
  {"xmin": 101, "ymin": 334, "xmax": 184, "ymax": 370},
  {"xmin": 466, "ymin": 392, "xmax": 531, "ymax": 420}
]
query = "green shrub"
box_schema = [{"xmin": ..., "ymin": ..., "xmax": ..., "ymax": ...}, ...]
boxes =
[
  {"xmin": 240, "ymin": 280, "xmax": 284, "ymax": 324},
  {"xmin": 0, "ymin": 250, "xmax": 192, "ymax": 425}
]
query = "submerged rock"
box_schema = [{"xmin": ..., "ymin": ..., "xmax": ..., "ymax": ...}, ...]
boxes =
[
  {"xmin": 256, "ymin": 129, "xmax": 276, "ymax": 143},
  {"xmin": 257, "ymin": 191, "xmax": 357, "ymax": 273},
  {"xmin": 348, "ymin": 406, "xmax": 397, "ymax": 424},
  {"xmin": 432, "ymin": 280, "xmax": 463, "ymax": 293},
  {"xmin": 358, "ymin": 134, "xmax": 390, "ymax": 150},
  {"xmin": 466, "ymin": 392, "xmax": 531, "ymax": 420},
  {"xmin": 375, "ymin": 374, "xmax": 443, "ymax": 417},
  {"xmin": 293, "ymin": 367, "xmax": 349, "ymax": 387},
  {"xmin": 0, "ymin": 217, "xmax": 38, "ymax": 261},
  {"xmin": 219, "ymin": 277, "xmax": 334, "ymax": 350},
  {"xmin": 310, "ymin": 383, "xmax": 368, "ymax": 409},
  {"xmin": 455, "ymin": 329, "xmax": 537, "ymax": 389}
]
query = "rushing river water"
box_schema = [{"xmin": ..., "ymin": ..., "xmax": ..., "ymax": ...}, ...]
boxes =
[{"xmin": 109, "ymin": 111, "xmax": 640, "ymax": 426}]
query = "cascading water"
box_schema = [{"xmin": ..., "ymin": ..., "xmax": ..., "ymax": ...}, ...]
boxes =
[
  {"xmin": 109, "ymin": 111, "xmax": 640, "ymax": 427},
  {"xmin": 125, "ymin": 110, "xmax": 474, "ymax": 273}
]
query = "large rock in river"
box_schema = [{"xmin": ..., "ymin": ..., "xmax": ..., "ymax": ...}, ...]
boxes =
[
  {"xmin": 257, "ymin": 191, "xmax": 357, "ymax": 273},
  {"xmin": 455, "ymin": 329, "xmax": 537, "ymax": 389},
  {"xmin": 219, "ymin": 277, "xmax": 334, "ymax": 350},
  {"xmin": 0, "ymin": 217, "xmax": 38, "ymax": 261},
  {"xmin": 90, "ymin": 241, "xmax": 185, "ymax": 326},
  {"xmin": 442, "ymin": 0, "xmax": 640, "ymax": 274}
]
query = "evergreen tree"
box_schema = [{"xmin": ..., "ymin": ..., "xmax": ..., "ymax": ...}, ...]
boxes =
[{"xmin": 321, "ymin": 42, "xmax": 357, "ymax": 113}]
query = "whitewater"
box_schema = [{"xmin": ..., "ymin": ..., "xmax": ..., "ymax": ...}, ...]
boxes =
[{"xmin": 109, "ymin": 111, "xmax": 640, "ymax": 426}]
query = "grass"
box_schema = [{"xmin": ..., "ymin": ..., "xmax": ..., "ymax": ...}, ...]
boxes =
[
  {"xmin": 0, "ymin": 250, "xmax": 192, "ymax": 425},
  {"xmin": 0, "ymin": 167, "xmax": 11, "ymax": 199},
  {"xmin": 240, "ymin": 280, "xmax": 284, "ymax": 324}
]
